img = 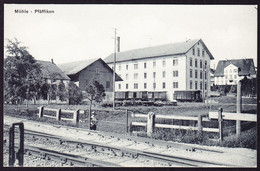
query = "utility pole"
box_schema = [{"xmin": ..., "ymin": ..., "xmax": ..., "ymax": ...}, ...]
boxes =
[{"xmin": 113, "ymin": 28, "xmax": 117, "ymax": 110}]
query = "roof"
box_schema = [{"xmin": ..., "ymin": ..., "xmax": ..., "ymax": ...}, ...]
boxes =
[
  {"xmin": 58, "ymin": 58, "xmax": 123, "ymax": 81},
  {"xmin": 103, "ymin": 39, "xmax": 214, "ymax": 63},
  {"xmin": 214, "ymin": 59, "xmax": 256, "ymax": 76},
  {"xmin": 37, "ymin": 60, "xmax": 70, "ymax": 80},
  {"xmin": 58, "ymin": 58, "xmax": 98, "ymax": 75}
]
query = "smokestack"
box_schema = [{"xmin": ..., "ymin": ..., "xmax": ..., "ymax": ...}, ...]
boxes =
[
  {"xmin": 51, "ymin": 59, "xmax": 54, "ymax": 64},
  {"xmin": 117, "ymin": 37, "xmax": 120, "ymax": 52}
]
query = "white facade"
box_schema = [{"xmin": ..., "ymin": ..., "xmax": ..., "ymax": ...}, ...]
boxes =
[
  {"xmin": 108, "ymin": 41, "xmax": 212, "ymax": 101},
  {"xmin": 214, "ymin": 64, "xmax": 249, "ymax": 85}
]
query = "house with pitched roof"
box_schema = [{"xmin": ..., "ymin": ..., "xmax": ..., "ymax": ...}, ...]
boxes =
[
  {"xmin": 26, "ymin": 60, "xmax": 70, "ymax": 104},
  {"xmin": 214, "ymin": 59, "xmax": 256, "ymax": 85},
  {"xmin": 58, "ymin": 58, "xmax": 123, "ymax": 101},
  {"xmin": 104, "ymin": 39, "xmax": 214, "ymax": 101}
]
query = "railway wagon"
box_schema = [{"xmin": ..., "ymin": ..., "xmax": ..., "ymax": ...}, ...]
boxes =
[
  {"xmin": 173, "ymin": 90, "xmax": 202, "ymax": 102},
  {"xmin": 147, "ymin": 92, "xmax": 167, "ymax": 101},
  {"xmin": 115, "ymin": 91, "xmax": 149, "ymax": 101}
]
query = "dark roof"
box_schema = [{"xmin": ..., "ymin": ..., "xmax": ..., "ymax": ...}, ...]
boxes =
[
  {"xmin": 37, "ymin": 60, "xmax": 70, "ymax": 80},
  {"xmin": 58, "ymin": 58, "xmax": 123, "ymax": 81},
  {"xmin": 214, "ymin": 59, "xmax": 256, "ymax": 76},
  {"xmin": 104, "ymin": 39, "xmax": 214, "ymax": 63}
]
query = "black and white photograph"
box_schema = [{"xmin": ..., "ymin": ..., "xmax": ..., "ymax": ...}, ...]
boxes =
[{"xmin": 3, "ymin": 3, "xmax": 257, "ymax": 167}]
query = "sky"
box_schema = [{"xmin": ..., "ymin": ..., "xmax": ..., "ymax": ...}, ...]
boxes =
[{"xmin": 4, "ymin": 4, "xmax": 258, "ymax": 68}]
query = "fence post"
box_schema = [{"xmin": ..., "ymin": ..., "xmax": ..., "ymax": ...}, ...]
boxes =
[
  {"xmin": 147, "ymin": 112, "xmax": 155, "ymax": 137},
  {"xmin": 197, "ymin": 115, "xmax": 202, "ymax": 134},
  {"xmin": 73, "ymin": 109, "xmax": 79, "ymax": 126},
  {"xmin": 39, "ymin": 106, "xmax": 44, "ymax": 118},
  {"xmin": 218, "ymin": 108, "xmax": 223, "ymax": 142},
  {"xmin": 236, "ymin": 81, "xmax": 242, "ymax": 138},
  {"xmin": 126, "ymin": 109, "xmax": 129, "ymax": 133},
  {"xmin": 9, "ymin": 126, "xmax": 15, "ymax": 166},
  {"xmin": 56, "ymin": 109, "xmax": 61, "ymax": 121}
]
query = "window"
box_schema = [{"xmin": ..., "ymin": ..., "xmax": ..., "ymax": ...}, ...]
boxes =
[
  {"xmin": 173, "ymin": 70, "xmax": 178, "ymax": 77},
  {"xmin": 202, "ymin": 50, "xmax": 205, "ymax": 57},
  {"xmin": 234, "ymin": 69, "xmax": 237, "ymax": 72},
  {"xmin": 153, "ymin": 61, "xmax": 156, "ymax": 68},
  {"xmin": 195, "ymin": 81, "xmax": 198, "ymax": 89},
  {"xmin": 195, "ymin": 59, "xmax": 198, "ymax": 67},
  {"xmin": 192, "ymin": 48, "xmax": 195, "ymax": 55},
  {"xmin": 134, "ymin": 64, "xmax": 138, "ymax": 69},
  {"xmin": 144, "ymin": 73, "xmax": 147, "ymax": 79},
  {"xmin": 134, "ymin": 73, "xmax": 138, "ymax": 79},
  {"xmin": 173, "ymin": 59, "xmax": 178, "ymax": 66},
  {"xmin": 195, "ymin": 70, "xmax": 198, "ymax": 78},
  {"xmin": 126, "ymin": 84, "xmax": 128, "ymax": 89},
  {"xmin": 197, "ymin": 48, "xmax": 200, "ymax": 57},
  {"xmin": 190, "ymin": 58, "xmax": 193, "ymax": 67},
  {"xmin": 144, "ymin": 62, "xmax": 147, "ymax": 69},
  {"xmin": 95, "ymin": 68, "xmax": 99, "ymax": 74},
  {"xmin": 205, "ymin": 61, "xmax": 207, "ymax": 69},
  {"xmin": 126, "ymin": 74, "xmax": 128, "ymax": 80},
  {"xmin": 190, "ymin": 69, "xmax": 193, "ymax": 78},
  {"xmin": 144, "ymin": 83, "xmax": 147, "ymax": 89},
  {"xmin": 153, "ymin": 72, "xmax": 156, "ymax": 78},
  {"xmin": 200, "ymin": 71, "xmax": 202, "ymax": 79},
  {"xmin": 134, "ymin": 83, "xmax": 138, "ymax": 89},
  {"xmin": 229, "ymin": 75, "xmax": 232, "ymax": 79},
  {"xmin": 106, "ymin": 81, "xmax": 110, "ymax": 88},
  {"xmin": 205, "ymin": 83, "xmax": 207, "ymax": 90},
  {"xmin": 126, "ymin": 65, "xmax": 128, "ymax": 70},
  {"xmin": 173, "ymin": 82, "xmax": 178, "ymax": 88},
  {"xmin": 205, "ymin": 72, "xmax": 207, "ymax": 79},
  {"xmin": 153, "ymin": 83, "xmax": 156, "ymax": 89},
  {"xmin": 200, "ymin": 60, "xmax": 202, "ymax": 68},
  {"xmin": 190, "ymin": 81, "xmax": 193, "ymax": 89},
  {"xmin": 234, "ymin": 75, "xmax": 237, "ymax": 79},
  {"xmin": 118, "ymin": 84, "xmax": 121, "ymax": 89},
  {"xmin": 119, "ymin": 65, "xmax": 121, "ymax": 71},
  {"xmin": 162, "ymin": 60, "xmax": 166, "ymax": 67},
  {"xmin": 162, "ymin": 82, "xmax": 166, "ymax": 89},
  {"xmin": 162, "ymin": 71, "xmax": 166, "ymax": 78},
  {"xmin": 200, "ymin": 81, "xmax": 202, "ymax": 90},
  {"xmin": 225, "ymin": 75, "xmax": 228, "ymax": 79}
]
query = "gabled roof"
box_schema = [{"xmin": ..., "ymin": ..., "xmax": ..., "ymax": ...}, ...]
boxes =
[
  {"xmin": 58, "ymin": 58, "xmax": 123, "ymax": 81},
  {"xmin": 37, "ymin": 60, "xmax": 70, "ymax": 80},
  {"xmin": 214, "ymin": 59, "xmax": 256, "ymax": 76},
  {"xmin": 103, "ymin": 39, "xmax": 214, "ymax": 63}
]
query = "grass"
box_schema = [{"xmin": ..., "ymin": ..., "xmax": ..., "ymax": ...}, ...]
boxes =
[{"xmin": 3, "ymin": 97, "xmax": 257, "ymax": 149}]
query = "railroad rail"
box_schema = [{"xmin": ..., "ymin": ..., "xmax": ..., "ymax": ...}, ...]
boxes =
[{"xmin": 4, "ymin": 124, "xmax": 234, "ymax": 167}]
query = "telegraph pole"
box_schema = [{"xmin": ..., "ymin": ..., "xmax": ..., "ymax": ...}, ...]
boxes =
[{"xmin": 113, "ymin": 28, "xmax": 117, "ymax": 110}]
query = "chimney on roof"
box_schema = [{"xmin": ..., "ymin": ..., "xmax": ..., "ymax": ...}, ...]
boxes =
[{"xmin": 51, "ymin": 59, "xmax": 54, "ymax": 64}]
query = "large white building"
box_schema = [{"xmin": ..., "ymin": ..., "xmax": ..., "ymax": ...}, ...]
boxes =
[
  {"xmin": 104, "ymin": 39, "xmax": 214, "ymax": 101},
  {"xmin": 214, "ymin": 59, "xmax": 256, "ymax": 85}
]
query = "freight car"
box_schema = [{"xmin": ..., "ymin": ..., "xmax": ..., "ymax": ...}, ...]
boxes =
[
  {"xmin": 115, "ymin": 91, "xmax": 167, "ymax": 101},
  {"xmin": 173, "ymin": 90, "xmax": 202, "ymax": 102}
]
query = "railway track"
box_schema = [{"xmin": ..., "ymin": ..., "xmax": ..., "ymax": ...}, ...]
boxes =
[{"xmin": 4, "ymin": 124, "xmax": 233, "ymax": 167}]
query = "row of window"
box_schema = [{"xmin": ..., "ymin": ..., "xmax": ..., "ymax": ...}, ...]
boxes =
[
  {"xmin": 224, "ymin": 68, "xmax": 238, "ymax": 73},
  {"xmin": 192, "ymin": 47, "xmax": 205, "ymax": 57},
  {"xmin": 215, "ymin": 80, "xmax": 238, "ymax": 85},
  {"xmin": 190, "ymin": 58, "xmax": 207, "ymax": 68},
  {"xmin": 225, "ymin": 75, "xmax": 238, "ymax": 79},
  {"xmin": 123, "ymin": 71, "xmax": 179, "ymax": 80},
  {"xmin": 118, "ymin": 82, "xmax": 179, "ymax": 90},
  {"xmin": 118, "ymin": 59, "xmax": 179, "ymax": 71},
  {"xmin": 190, "ymin": 70, "xmax": 208, "ymax": 79},
  {"xmin": 190, "ymin": 81, "xmax": 207, "ymax": 90}
]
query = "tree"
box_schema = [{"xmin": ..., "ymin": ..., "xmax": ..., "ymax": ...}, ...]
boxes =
[
  {"xmin": 67, "ymin": 81, "xmax": 83, "ymax": 105},
  {"xmin": 4, "ymin": 38, "xmax": 45, "ymax": 104},
  {"xmin": 57, "ymin": 81, "xmax": 68, "ymax": 102},
  {"xmin": 84, "ymin": 80, "xmax": 106, "ymax": 129}
]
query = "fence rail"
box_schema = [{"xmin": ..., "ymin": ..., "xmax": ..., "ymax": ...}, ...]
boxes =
[{"xmin": 130, "ymin": 108, "xmax": 256, "ymax": 141}]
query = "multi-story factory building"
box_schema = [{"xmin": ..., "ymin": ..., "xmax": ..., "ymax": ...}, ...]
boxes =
[{"xmin": 104, "ymin": 39, "xmax": 214, "ymax": 101}]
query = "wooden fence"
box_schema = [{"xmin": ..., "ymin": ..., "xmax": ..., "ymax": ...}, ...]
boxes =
[
  {"xmin": 130, "ymin": 108, "xmax": 256, "ymax": 141},
  {"xmin": 38, "ymin": 106, "xmax": 80, "ymax": 126}
]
